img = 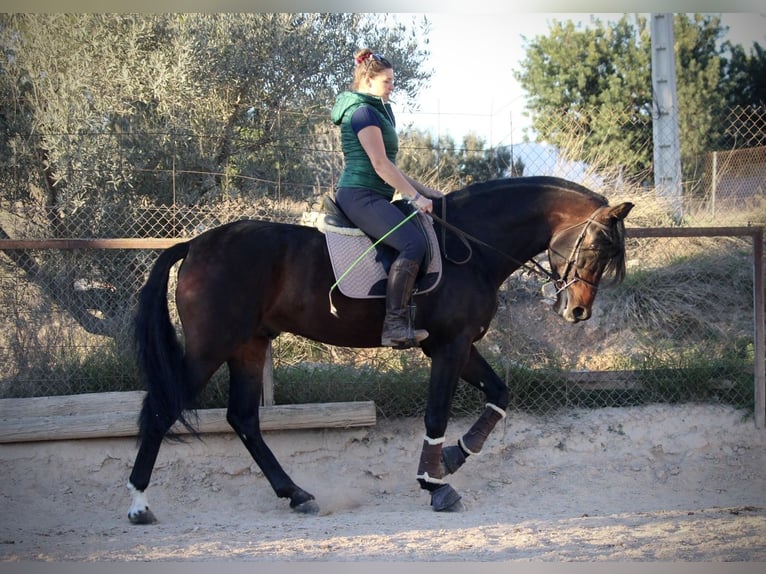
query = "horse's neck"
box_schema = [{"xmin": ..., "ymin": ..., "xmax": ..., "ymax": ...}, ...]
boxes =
[{"xmin": 446, "ymin": 187, "xmax": 600, "ymax": 284}]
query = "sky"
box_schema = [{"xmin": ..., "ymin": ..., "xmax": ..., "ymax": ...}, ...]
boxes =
[{"xmin": 394, "ymin": 12, "xmax": 766, "ymax": 147}]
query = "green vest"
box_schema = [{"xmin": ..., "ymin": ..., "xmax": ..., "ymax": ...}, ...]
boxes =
[{"xmin": 331, "ymin": 91, "xmax": 398, "ymax": 198}]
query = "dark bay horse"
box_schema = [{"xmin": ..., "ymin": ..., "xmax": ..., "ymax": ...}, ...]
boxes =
[{"xmin": 127, "ymin": 176, "xmax": 633, "ymax": 523}]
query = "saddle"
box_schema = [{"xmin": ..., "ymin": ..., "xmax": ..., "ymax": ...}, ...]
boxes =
[{"xmin": 301, "ymin": 195, "xmax": 443, "ymax": 299}]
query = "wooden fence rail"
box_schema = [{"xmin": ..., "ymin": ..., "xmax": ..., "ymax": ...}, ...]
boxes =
[{"xmin": 0, "ymin": 391, "xmax": 376, "ymax": 444}]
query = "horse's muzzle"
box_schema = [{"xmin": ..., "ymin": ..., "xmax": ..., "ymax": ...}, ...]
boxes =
[
  {"xmin": 564, "ymin": 304, "xmax": 591, "ymax": 323},
  {"xmin": 554, "ymin": 289, "xmax": 592, "ymax": 323}
]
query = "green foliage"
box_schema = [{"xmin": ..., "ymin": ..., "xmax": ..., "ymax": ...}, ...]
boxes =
[
  {"xmin": 398, "ymin": 128, "xmax": 512, "ymax": 188},
  {"xmin": 722, "ymin": 42, "xmax": 766, "ymax": 109},
  {"xmin": 0, "ymin": 13, "xmax": 433, "ymax": 338},
  {"xmin": 515, "ymin": 15, "xmax": 652, "ymax": 180},
  {"xmin": 515, "ymin": 14, "xmax": 762, "ymax": 184},
  {"xmin": 0, "ymin": 13, "xmax": 432, "ymax": 210},
  {"xmin": 673, "ymin": 14, "xmax": 727, "ymax": 159},
  {"xmin": 633, "ymin": 344, "xmax": 753, "ymax": 408}
]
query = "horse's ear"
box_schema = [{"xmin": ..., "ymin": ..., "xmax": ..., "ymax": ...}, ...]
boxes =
[{"xmin": 608, "ymin": 202, "xmax": 634, "ymax": 221}]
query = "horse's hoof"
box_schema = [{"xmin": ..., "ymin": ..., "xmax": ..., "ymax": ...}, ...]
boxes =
[
  {"xmin": 291, "ymin": 499, "xmax": 320, "ymax": 515},
  {"xmin": 430, "ymin": 484, "xmax": 463, "ymax": 512},
  {"xmin": 128, "ymin": 508, "xmax": 157, "ymax": 525}
]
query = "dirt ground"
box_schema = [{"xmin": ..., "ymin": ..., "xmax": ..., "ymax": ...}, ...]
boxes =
[{"xmin": 1, "ymin": 402, "xmax": 765, "ymax": 562}]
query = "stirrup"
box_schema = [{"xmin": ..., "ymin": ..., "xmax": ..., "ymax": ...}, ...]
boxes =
[{"xmin": 381, "ymin": 324, "xmax": 428, "ymax": 349}]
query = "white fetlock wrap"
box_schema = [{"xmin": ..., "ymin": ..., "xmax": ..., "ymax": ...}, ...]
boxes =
[
  {"xmin": 458, "ymin": 436, "xmax": 481, "ymax": 456},
  {"xmin": 416, "ymin": 471, "xmax": 446, "ymax": 485},
  {"xmin": 485, "ymin": 403, "xmax": 507, "ymax": 418},
  {"xmin": 423, "ymin": 434, "xmax": 445, "ymax": 446}
]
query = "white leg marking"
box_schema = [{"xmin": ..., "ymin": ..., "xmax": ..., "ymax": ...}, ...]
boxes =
[{"xmin": 127, "ymin": 481, "xmax": 150, "ymax": 517}]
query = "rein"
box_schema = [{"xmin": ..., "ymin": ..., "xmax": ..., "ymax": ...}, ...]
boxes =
[
  {"xmin": 432, "ymin": 200, "xmax": 553, "ymax": 279},
  {"xmin": 431, "ymin": 199, "xmax": 608, "ymax": 293}
]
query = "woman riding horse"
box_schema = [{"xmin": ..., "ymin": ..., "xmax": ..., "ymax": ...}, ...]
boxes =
[{"xmin": 332, "ymin": 49, "xmax": 444, "ymax": 348}]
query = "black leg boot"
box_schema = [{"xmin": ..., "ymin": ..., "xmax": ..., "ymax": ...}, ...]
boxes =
[{"xmin": 381, "ymin": 258, "xmax": 429, "ymax": 348}]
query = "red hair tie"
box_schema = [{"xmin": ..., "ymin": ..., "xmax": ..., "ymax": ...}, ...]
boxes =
[{"xmin": 355, "ymin": 52, "xmax": 372, "ymax": 65}]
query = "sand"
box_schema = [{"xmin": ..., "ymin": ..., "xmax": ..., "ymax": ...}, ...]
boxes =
[{"xmin": 1, "ymin": 402, "xmax": 764, "ymax": 562}]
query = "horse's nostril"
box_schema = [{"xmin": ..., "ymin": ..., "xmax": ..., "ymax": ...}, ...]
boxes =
[{"xmin": 572, "ymin": 306, "xmax": 590, "ymax": 321}]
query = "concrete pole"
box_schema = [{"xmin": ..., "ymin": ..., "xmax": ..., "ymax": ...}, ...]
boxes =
[{"xmin": 651, "ymin": 13, "xmax": 683, "ymax": 221}]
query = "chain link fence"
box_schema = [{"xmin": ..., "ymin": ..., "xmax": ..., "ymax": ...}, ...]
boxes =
[
  {"xmin": 1, "ymin": 105, "xmax": 763, "ymax": 419},
  {"xmin": 686, "ymin": 105, "xmax": 766, "ymax": 218}
]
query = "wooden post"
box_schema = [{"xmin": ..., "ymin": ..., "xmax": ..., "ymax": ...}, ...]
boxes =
[{"xmin": 0, "ymin": 392, "xmax": 376, "ymax": 443}]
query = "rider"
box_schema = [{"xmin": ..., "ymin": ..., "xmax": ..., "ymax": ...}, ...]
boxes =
[{"xmin": 331, "ymin": 48, "xmax": 443, "ymax": 348}]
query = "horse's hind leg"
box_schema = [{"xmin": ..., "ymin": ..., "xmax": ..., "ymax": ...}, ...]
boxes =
[
  {"xmin": 440, "ymin": 344, "xmax": 508, "ymax": 478},
  {"xmin": 127, "ymin": 359, "xmax": 219, "ymax": 524},
  {"xmin": 128, "ymin": 402, "xmax": 185, "ymax": 524},
  {"xmin": 227, "ymin": 338, "xmax": 319, "ymax": 514},
  {"xmin": 127, "ymin": 426, "xmax": 168, "ymax": 524}
]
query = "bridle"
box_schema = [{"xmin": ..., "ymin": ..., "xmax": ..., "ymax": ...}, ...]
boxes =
[
  {"xmin": 546, "ymin": 208, "xmax": 610, "ymax": 295},
  {"xmin": 431, "ymin": 201, "xmax": 610, "ymax": 301}
]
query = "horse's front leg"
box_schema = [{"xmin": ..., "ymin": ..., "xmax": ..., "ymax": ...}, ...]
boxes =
[
  {"xmin": 417, "ymin": 337, "xmax": 472, "ymax": 512},
  {"xmin": 440, "ymin": 344, "xmax": 508, "ymax": 478}
]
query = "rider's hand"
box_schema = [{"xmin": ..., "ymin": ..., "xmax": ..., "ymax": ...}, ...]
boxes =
[{"xmin": 412, "ymin": 193, "xmax": 433, "ymax": 214}]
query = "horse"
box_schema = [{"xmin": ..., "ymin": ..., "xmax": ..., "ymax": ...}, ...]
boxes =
[{"xmin": 126, "ymin": 175, "xmax": 633, "ymax": 523}]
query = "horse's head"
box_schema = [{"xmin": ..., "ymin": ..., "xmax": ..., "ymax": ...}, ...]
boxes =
[{"xmin": 545, "ymin": 202, "xmax": 634, "ymax": 323}]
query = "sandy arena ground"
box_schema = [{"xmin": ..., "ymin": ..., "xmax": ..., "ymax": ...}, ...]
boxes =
[{"xmin": 1, "ymin": 402, "xmax": 764, "ymax": 562}]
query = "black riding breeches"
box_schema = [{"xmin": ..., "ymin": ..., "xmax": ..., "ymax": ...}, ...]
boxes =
[{"xmin": 335, "ymin": 187, "xmax": 427, "ymax": 264}]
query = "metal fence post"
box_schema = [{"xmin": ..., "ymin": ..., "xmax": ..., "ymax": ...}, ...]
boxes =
[{"xmin": 753, "ymin": 228, "xmax": 765, "ymax": 429}]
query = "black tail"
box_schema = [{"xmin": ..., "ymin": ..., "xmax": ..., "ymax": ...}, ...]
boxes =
[{"xmin": 134, "ymin": 241, "xmax": 198, "ymax": 442}]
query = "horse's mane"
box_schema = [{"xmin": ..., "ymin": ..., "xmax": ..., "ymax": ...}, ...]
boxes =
[
  {"xmin": 598, "ymin": 211, "xmax": 628, "ymax": 285},
  {"xmin": 450, "ymin": 176, "xmax": 609, "ymax": 206}
]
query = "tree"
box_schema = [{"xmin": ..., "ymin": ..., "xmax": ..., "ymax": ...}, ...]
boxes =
[
  {"xmin": 721, "ymin": 41, "xmax": 766, "ymax": 108},
  {"xmin": 398, "ymin": 128, "xmax": 512, "ymax": 189},
  {"xmin": 1, "ymin": 14, "xmax": 431, "ymax": 208},
  {"xmin": 0, "ymin": 13, "xmax": 432, "ymax": 338},
  {"xmin": 718, "ymin": 41, "xmax": 766, "ymax": 149},
  {"xmin": 457, "ymin": 133, "xmax": 513, "ymax": 184},
  {"xmin": 397, "ymin": 128, "xmax": 446, "ymax": 184},
  {"xmin": 514, "ymin": 15, "xmax": 652, "ymax": 182},
  {"xmin": 673, "ymin": 14, "xmax": 727, "ymax": 160},
  {"xmin": 514, "ymin": 14, "xmax": 753, "ymax": 185}
]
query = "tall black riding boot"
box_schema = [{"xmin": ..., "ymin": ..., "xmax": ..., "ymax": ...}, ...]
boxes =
[{"xmin": 381, "ymin": 258, "xmax": 429, "ymax": 348}]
